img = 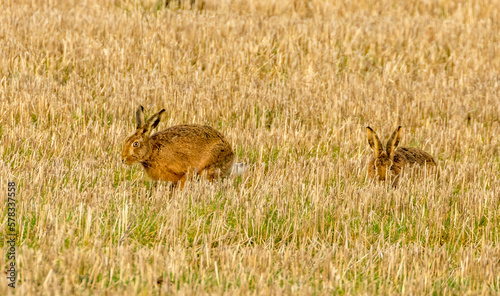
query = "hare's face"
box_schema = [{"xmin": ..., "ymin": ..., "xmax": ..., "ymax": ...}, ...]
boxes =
[
  {"xmin": 121, "ymin": 133, "xmax": 150, "ymax": 165},
  {"xmin": 369, "ymin": 152, "xmax": 394, "ymax": 181},
  {"xmin": 366, "ymin": 126, "xmax": 402, "ymax": 183},
  {"xmin": 122, "ymin": 106, "xmax": 164, "ymax": 165}
]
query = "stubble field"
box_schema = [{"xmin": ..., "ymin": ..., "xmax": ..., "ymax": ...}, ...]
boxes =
[{"xmin": 1, "ymin": 0, "xmax": 500, "ymax": 294}]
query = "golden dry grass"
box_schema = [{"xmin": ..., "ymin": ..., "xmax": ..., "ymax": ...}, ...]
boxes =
[{"xmin": 1, "ymin": 0, "xmax": 500, "ymax": 294}]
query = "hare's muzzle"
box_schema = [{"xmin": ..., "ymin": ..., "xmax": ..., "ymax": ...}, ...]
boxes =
[
  {"xmin": 121, "ymin": 155, "xmax": 132, "ymax": 165},
  {"xmin": 121, "ymin": 150, "xmax": 131, "ymax": 165}
]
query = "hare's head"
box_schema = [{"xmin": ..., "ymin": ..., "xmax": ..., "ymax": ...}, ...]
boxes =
[
  {"xmin": 121, "ymin": 106, "xmax": 165, "ymax": 165},
  {"xmin": 366, "ymin": 126, "xmax": 402, "ymax": 181}
]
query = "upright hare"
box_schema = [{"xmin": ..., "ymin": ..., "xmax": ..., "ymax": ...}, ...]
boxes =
[
  {"xmin": 121, "ymin": 106, "xmax": 235, "ymax": 188},
  {"xmin": 366, "ymin": 126, "xmax": 436, "ymax": 185}
]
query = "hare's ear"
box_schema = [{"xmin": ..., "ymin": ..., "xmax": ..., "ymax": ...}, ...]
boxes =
[
  {"xmin": 136, "ymin": 105, "xmax": 145, "ymax": 129},
  {"xmin": 144, "ymin": 109, "xmax": 165, "ymax": 135},
  {"xmin": 367, "ymin": 127, "xmax": 383, "ymax": 157},
  {"xmin": 386, "ymin": 126, "xmax": 402, "ymax": 157}
]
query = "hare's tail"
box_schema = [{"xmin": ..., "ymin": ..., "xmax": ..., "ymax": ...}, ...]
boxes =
[{"xmin": 231, "ymin": 162, "xmax": 249, "ymax": 176}]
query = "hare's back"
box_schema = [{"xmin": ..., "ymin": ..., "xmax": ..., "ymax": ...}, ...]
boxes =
[
  {"xmin": 395, "ymin": 147, "xmax": 436, "ymax": 166},
  {"xmin": 152, "ymin": 124, "xmax": 230, "ymax": 147}
]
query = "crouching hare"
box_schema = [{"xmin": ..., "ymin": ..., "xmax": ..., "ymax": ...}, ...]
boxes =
[
  {"xmin": 121, "ymin": 106, "xmax": 235, "ymax": 188},
  {"xmin": 366, "ymin": 126, "xmax": 436, "ymax": 185}
]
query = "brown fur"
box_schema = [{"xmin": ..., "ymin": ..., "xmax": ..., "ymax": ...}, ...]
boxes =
[
  {"xmin": 367, "ymin": 126, "xmax": 436, "ymax": 185},
  {"xmin": 121, "ymin": 106, "xmax": 234, "ymax": 188}
]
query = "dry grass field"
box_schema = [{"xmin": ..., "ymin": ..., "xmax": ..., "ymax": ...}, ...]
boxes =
[{"xmin": 1, "ymin": 0, "xmax": 500, "ymax": 294}]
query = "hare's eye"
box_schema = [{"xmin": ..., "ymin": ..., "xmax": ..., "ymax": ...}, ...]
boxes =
[{"xmin": 132, "ymin": 141, "xmax": 140, "ymax": 148}]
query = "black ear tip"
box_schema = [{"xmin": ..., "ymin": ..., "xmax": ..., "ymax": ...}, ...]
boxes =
[{"xmin": 160, "ymin": 109, "xmax": 166, "ymax": 113}]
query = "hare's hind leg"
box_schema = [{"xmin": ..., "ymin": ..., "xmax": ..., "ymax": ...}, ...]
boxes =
[{"xmin": 202, "ymin": 149, "xmax": 235, "ymax": 182}]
